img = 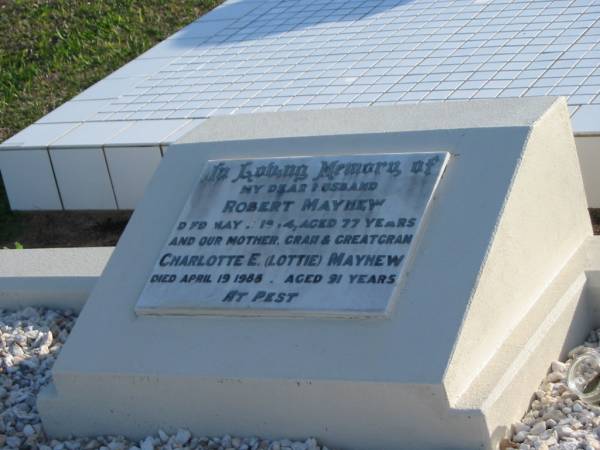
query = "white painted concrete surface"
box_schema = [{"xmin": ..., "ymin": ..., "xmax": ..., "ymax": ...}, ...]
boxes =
[
  {"xmin": 0, "ymin": 247, "xmax": 112, "ymax": 312},
  {"xmin": 104, "ymin": 146, "xmax": 162, "ymax": 209},
  {"xmin": 0, "ymin": 149, "xmax": 62, "ymax": 210},
  {"xmin": 445, "ymin": 95, "xmax": 590, "ymax": 402},
  {"xmin": 37, "ymin": 99, "xmax": 593, "ymax": 450},
  {"xmin": 49, "ymin": 148, "xmax": 117, "ymax": 210}
]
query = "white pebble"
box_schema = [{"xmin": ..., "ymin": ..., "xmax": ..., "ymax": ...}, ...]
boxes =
[
  {"xmin": 530, "ymin": 421, "xmax": 546, "ymax": 435},
  {"xmin": 23, "ymin": 424, "xmax": 36, "ymax": 437},
  {"xmin": 140, "ymin": 436, "xmax": 154, "ymax": 450},
  {"xmin": 157, "ymin": 430, "xmax": 168, "ymax": 443},
  {"xmin": 557, "ymin": 425, "xmax": 575, "ymax": 438},
  {"xmin": 559, "ymin": 443, "xmax": 578, "ymax": 450},
  {"xmin": 6, "ymin": 435, "xmax": 21, "ymax": 448},
  {"xmin": 546, "ymin": 372, "xmax": 563, "ymax": 383},
  {"xmin": 514, "ymin": 431, "xmax": 528, "ymax": 442},
  {"xmin": 513, "ymin": 422, "xmax": 530, "ymax": 434},
  {"xmin": 174, "ymin": 429, "xmax": 191, "ymax": 445}
]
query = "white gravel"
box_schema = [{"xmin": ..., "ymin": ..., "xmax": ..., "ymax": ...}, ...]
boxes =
[
  {"xmin": 0, "ymin": 307, "xmax": 332, "ymax": 450},
  {"xmin": 508, "ymin": 330, "xmax": 600, "ymax": 450}
]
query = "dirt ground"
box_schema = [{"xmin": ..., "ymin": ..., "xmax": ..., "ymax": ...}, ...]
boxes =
[
  {"xmin": 0, "ymin": 211, "xmax": 131, "ymax": 248},
  {"xmin": 0, "ymin": 209, "xmax": 598, "ymax": 249},
  {"xmin": 591, "ymin": 209, "xmax": 600, "ymax": 236}
]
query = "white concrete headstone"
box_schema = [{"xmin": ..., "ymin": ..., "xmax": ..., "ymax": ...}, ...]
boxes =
[{"xmin": 39, "ymin": 98, "xmax": 593, "ymax": 450}]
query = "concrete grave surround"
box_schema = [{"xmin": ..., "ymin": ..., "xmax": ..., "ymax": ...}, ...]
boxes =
[
  {"xmin": 1, "ymin": 0, "xmax": 599, "ymax": 210},
  {"xmin": 40, "ymin": 98, "xmax": 592, "ymax": 450}
]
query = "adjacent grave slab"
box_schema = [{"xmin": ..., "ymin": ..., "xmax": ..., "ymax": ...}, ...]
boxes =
[
  {"xmin": 2, "ymin": 0, "xmax": 600, "ymax": 211},
  {"xmin": 39, "ymin": 98, "xmax": 592, "ymax": 450}
]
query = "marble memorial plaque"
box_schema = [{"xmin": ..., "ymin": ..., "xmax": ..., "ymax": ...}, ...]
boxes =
[{"xmin": 136, "ymin": 152, "xmax": 448, "ymax": 317}]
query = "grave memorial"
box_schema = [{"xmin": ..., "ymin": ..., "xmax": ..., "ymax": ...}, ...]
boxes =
[{"xmin": 39, "ymin": 98, "xmax": 595, "ymax": 450}]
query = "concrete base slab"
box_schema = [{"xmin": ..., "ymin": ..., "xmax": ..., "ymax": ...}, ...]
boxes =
[{"xmin": 0, "ymin": 247, "xmax": 112, "ymax": 312}]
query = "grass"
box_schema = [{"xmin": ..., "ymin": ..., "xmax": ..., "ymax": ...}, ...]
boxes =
[
  {"xmin": 0, "ymin": 0, "xmax": 221, "ymax": 246},
  {"xmin": 0, "ymin": 0, "xmax": 220, "ymax": 142}
]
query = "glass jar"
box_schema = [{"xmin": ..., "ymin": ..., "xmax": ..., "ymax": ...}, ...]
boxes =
[{"xmin": 567, "ymin": 350, "xmax": 600, "ymax": 404}]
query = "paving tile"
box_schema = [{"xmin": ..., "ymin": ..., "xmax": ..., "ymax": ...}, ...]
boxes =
[
  {"xmin": 168, "ymin": 19, "xmax": 235, "ymax": 41},
  {"xmin": 549, "ymin": 86, "xmax": 578, "ymax": 96},
  {"xmin": 137, "ymin": 38, "xmax": 198, "ymax": 60},
  {"xmin": 51, "ymin": 122, "xmax": 133, "ymax": 148},
  {"xmin": 571, "ymin": 105, "xmax": 600, "ymax": 134},
  {"xmin": 569, "ymin": 94, "xmax": 596, "ymax": 104},
  {"xmin": 1, "ymin": 123, "xmax": 81, "ymax": 148},
  {"xmin": 110, "ymin": 58, "xmax": 174, "ymax": 78},
  {"xmin": 498, "ymin": 88, "xmax": 528, "ymax": 97},
  {"xmin": 104, "ymin": 119, "xmax": 192, "ymax": 146},
  {"xmin": 73, "ymin": 78, "xmax": 142, "ymax": 101},
  {"xmin": 36, "ymin": 100, "xmax": 111, "ymax": 124}
]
